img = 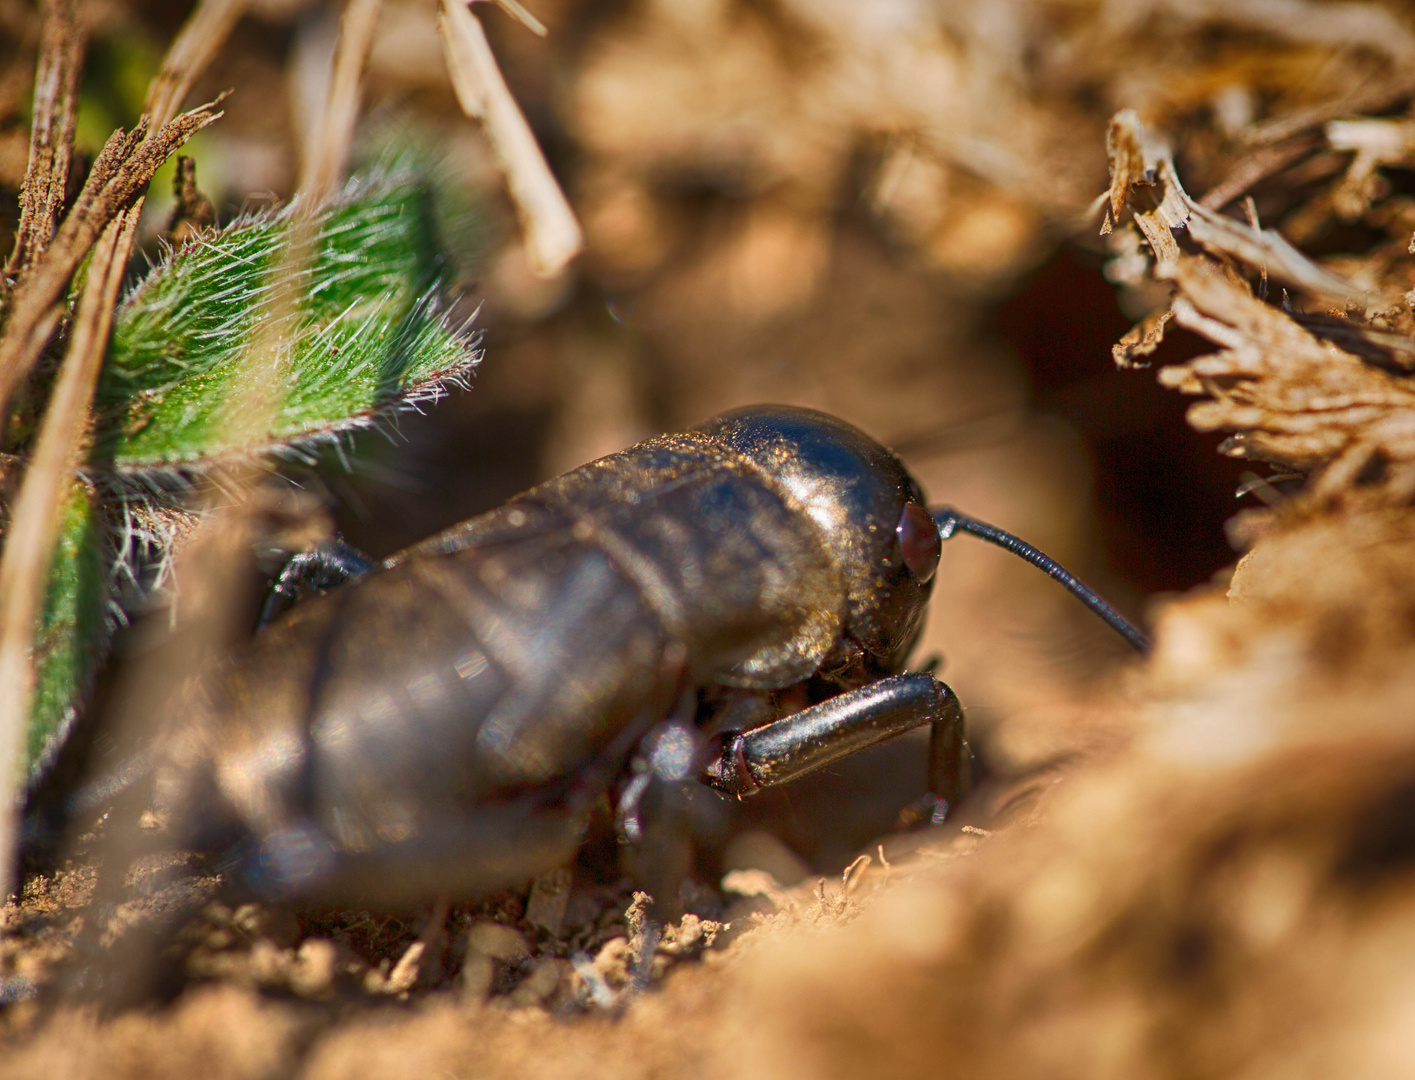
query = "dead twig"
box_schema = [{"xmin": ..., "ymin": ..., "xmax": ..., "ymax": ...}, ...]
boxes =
[
  {"xmin": 300, "ymin": 0, "xmax": 382, "ymax": 205},
  {"xmin": 4, "ymin": 0, "xmax": 84, "ymax": 280},
  {"xmin": 438, "ymin": 0, "xmax": 582, "ymax": 277}
]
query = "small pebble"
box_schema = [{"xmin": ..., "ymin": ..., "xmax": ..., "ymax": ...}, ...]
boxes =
[
  {"xmin": 525, "ymin": 868, "xmax": 572, "ymax": 935},
  {"xmin": 290, "ymin": 939, "xmax": 338, "ymax": 999},
  {"xmin": 466, "ymin": 922, "xmax": 529, "ymax": 963},
  {"xmin": 593, "ymin": 936, "xmax": 631, "ymax": 987},
  {"xmin": 509, "ymin": 958, "xmax": 570, "ymax": 1008},
  {"xmin": 386, "ymin": 940, "xmax": 425, "ymax": 994},
  {"xmin": 459, "ymin": 952, "xmax": 495, "ymax": 1003},
  {"xmin": 248, "ymin": 939, "xmax": 289, "ymax": 985}
]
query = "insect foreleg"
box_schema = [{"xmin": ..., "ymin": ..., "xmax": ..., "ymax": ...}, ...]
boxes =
[{"xmin": 700, "ymin": 674, "xmax": 967, "ymax": 814}]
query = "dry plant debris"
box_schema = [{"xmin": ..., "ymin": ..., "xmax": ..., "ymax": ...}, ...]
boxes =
[
  {"xmin": 1103, "ymin": 99, "xmax": 1415, "ymax": 527},
  {"xmin": 3, "ymin": 0, "xmax": 83, "ymax": 280}
]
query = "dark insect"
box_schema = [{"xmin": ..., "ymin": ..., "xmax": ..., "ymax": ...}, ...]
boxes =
[{"xmin": 45, "ymin": 406, "xmax": 1148, "ymax": 922}]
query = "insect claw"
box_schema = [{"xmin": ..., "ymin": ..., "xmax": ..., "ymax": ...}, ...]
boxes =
[{"xmin": 614, "ymin": 772, "xmax": 652, "ymax": 844}]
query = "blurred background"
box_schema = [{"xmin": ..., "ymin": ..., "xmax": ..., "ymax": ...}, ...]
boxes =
[{"xmin": 5, "ymin": 0, "xmax": 1382, "ymax": 870}]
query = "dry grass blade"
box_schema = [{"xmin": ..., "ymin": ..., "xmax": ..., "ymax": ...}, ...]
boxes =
[
  {"xmin": 144, "ymin": 0, "xmax": 245, "ymax": 129},
  {"xmin": 0, "ymin": 117, "xmax": 146, "ymax": 429},
  {"xmin": 438, "ymin": 0, "xmax": 581, "ymax": 277},
  {"xmin": 1198, "ymin": 135, "xmax": 1320, "ymax": 212},
  {"xmin": 4, "ymin": 0, "xmax": 84, "ymax": 279},
  {"xmin": 490, "ymin": 0, "xmax": 546, "ymax": 37},
  {"xmin": 0, "ymin": 0, "xmax": 245, "ymax": 422},
  {"xmin": 300, "ymin": 0, "xmax": 382, "ymax": 205},
  {"xmin": 242, "ymin": 0, "xmax": 387, "ymax": 454},
  {"xmin": 0, "ymin": 208, "xmax": 139, "ymax": 902},
  {"xmin": 1245, "ymin": 73, "xmax": 1415, "ymax": 146},
  {"xmin": 0, "ymin": 98, "xmax": 225, "ymax": 430}
]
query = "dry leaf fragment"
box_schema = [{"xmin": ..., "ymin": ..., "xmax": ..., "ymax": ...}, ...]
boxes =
[
  {"xmin": 1113, "ymin": 304, "xmax": 1174, "ymax": 369},
  {"xmin": 1102, "ymin": 111, "xmax": 1366, "ymax": 305}
]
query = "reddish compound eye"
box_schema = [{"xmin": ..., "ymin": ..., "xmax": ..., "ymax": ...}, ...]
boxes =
[{"xmin": 896, "ymin": 501, "xmax": 941, "ymax": 583}]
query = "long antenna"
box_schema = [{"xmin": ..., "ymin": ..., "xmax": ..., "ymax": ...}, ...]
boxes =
[{"xmin": 932, "ymin": 507, "xmax": 1151, "ymax": 654}]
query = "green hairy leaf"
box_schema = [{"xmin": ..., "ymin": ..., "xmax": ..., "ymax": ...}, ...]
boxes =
[
  {"xmin": 94, "ymin": 171, "xmax": 481, "ymax": 469},
  {"xmin": 29, "ymin": 482, "xmax": 108, "ymax": 778},
  {"xmin": 19, "ymin": 164, "xmax": 483, "ymax": 784}
]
